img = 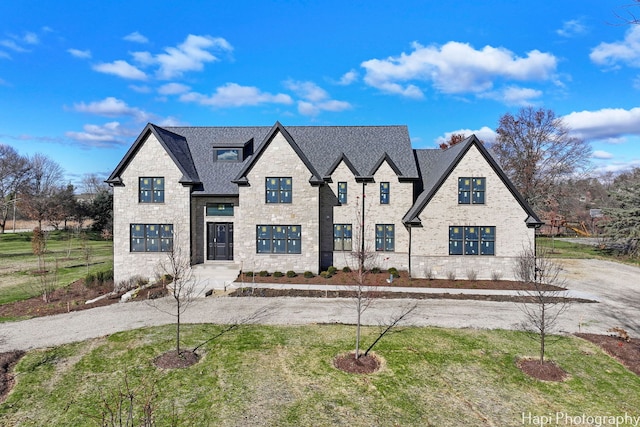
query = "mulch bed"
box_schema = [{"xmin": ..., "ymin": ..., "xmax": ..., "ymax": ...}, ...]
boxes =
[
  {"xmin": 576, "ymin": 333, "xmax": 640, "ymax": 376},
  {"xmin": 517, "ymin": 358, "xmax": 568, "ymax": 381},
  {"xmin": 153, "ymin": 350, "xmax": 200, "ymax": 369},
  {"xmin": 0, "ymin": 351, "xmax": 25, "ymax": 403},
  {"xmin": 236, "ymin": 271, "xmax": 565, "ymax": 291},
  {"xmin": 334, "ymin": 352, "xmax": 381, "ymax": 374}
]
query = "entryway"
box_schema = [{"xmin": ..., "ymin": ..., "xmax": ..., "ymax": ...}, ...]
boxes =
[{"xmin": 207, "ymin": 222, "xmax": 234, "ymax": 260}]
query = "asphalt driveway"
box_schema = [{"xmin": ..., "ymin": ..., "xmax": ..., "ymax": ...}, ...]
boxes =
[{"xmin": 1, "ymin": 259, "xmax": 638, "ymax": 352}]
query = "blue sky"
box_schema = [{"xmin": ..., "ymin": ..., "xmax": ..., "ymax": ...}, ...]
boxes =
[{"xmin": 2, "ymin": 0, "xmax": 640, "ymax": 187}]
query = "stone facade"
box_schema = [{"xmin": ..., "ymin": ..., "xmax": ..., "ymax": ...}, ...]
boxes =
[
  {"xmin": 409, "ymin": 145, "xmax": 535, "ymax": 280},
  {"xmin": 235, "ymin": 132, "xmax": 320, "ymax": 274},
  {"xmin": 112, "ymin": 134, "xmax": 191, "ymax": 284}
]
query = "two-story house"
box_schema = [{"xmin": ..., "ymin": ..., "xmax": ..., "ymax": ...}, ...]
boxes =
[{"xmin": 107, "ymin": 121, "xmax": 541, "ymax": 285}]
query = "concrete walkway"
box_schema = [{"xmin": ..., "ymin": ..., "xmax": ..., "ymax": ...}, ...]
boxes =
[{"xmin": 1, "ymin": 259, "xmax": 638, "ymax": 352}]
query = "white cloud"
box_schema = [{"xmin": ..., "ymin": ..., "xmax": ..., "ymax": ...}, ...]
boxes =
[
  {"xmin": 180, "ymin": 82, "xmax": 293, "ymax": 107},
  {"xmin": 480, "ymin": 86, "xmax": 542, "ymax": 106},
  {"xmin": 590, "ymin": 26, "xmax": 640, "ymax": 68},
  {"xmin": 72, "ymin": 97, "xmax": 150, "ymax": 121},
  {"xmin": 93, "ymin": 60, "xmax": 147, "ymax": 80},
  {"xmin": 68, "ymin": 48, "xmax": 91, "ymax": 59},
  {"xmin": 361, "ymin": 41, "xmax": 557, "ymax": 98},
  {"xmin": 133, "ymin": 34, "xmax": 233, "ymax": 80},
  {"xmin": 563, "ymin": 107, "xmax": 640, "ymax": 140},
  {"xmin": 556, "ymin": 19, "xmax": 587, "ymax": 38},
  {"xmin": 435, "ymin": 126, "xmax": 497, "ymax": 146},
  {"xmin": 592, "ymin": 150, "xmax": 614, "ymax": 159},
  {"xmin": 123, "ymin": 31, "xmax": 149, "ymax": 44},
  {"xmin": 22, "ymin": 32, "xmax": 39, "ymax": 45},
  {"xmin": 65, "ymin": 121, "xmax": 136, "ymax": 147},
  {"xmin": 129, "ymin": 84, "xmax": 152, "ymax": 93},
  {"xmin": 285, "ymin": 80, "xmax": 352, "ymax": 116},
  {"xmin": 0, "ymin": 39, "xmax": 28, "ymax": 53},
  {"xmin": 337, "ymin": 69, "xmax": 358, "ymax": 85},
  {"xmin": 158, "ymin": 82, "xmax": 191, "ymax": 95}
]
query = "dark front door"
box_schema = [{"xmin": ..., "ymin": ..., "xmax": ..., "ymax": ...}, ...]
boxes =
[{"xmin": 207, "ymin": 222, "xmax": 234, "ymax": 260}]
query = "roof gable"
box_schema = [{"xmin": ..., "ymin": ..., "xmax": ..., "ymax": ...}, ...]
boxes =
[
  {"xmin": 403, "ymin": 135, "xmax": 541, "ymax": 226},
  {"xmin": 233, "ymin": 121, "xmax": 324, "ymax": 185},
  {"xmin": 325, "ymin": 153, "xmax": 361, "ymax": 179},
  {"xmin": 106, "ymin": 123, "xmax": 200, "ymax": 186}
]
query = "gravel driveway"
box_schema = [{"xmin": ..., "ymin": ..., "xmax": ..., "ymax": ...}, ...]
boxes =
[{"xmin": 1, "ymin": 259, "xmax": 638, "ymax": 352}]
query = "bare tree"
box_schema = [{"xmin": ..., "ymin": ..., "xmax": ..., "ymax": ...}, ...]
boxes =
[
  {"xmin": 19, "ymin": 153, "xmax": 65, "ymax": 229},
  {"xmin": 151, "ymin": 225, "xmax": 200, "ymax": 355},
  {"xmin": 0, "ymin": 144, "xmax": 31, "ymax": 233},
  {"xmin": 515, "ymin": 246, "xmax": 571, "ymax": 364},
  {"xmin": 494, "ymin": 107, "xmax": 591, "ymax": 213}
]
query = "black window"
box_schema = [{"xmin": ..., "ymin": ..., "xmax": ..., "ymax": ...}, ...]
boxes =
[
  {"xmin": 256, "ymin": 225, "xmax": 301, "ymax": 254},
  {"xmin": 139, "ymin": 177, "xmax": 164, "ymax": 203},
  {"xmin": 380, "ymin": 182, "xmax": 390, "ymax": 204},
  {"xmin": 333, "ymin": 224, "xmax": 353, "ymax": 251},
  {"xmin": 130, "ymin": 224, "xmax": 173, "ymax": 252},
  {"xmin": 266, "ymin": 177, "xmax": 292, "ymax": 203},
  {"xmin": 214, "ymin": 149, "xmax": 241, "ymax": 162},
  {"xmin": 458, "ymin": 177, "xmax": 485, "ymax": 204},
  {"xmin": 338, "ymin": 182, "xmax": 347, "ymax": 204},
  {"xmin": 449, "ymin": 226, "xmax": 495, "ymax": 255},
  {"xmin": 375, "ymin": 224, "xmax": 394, "ymax": 251}
]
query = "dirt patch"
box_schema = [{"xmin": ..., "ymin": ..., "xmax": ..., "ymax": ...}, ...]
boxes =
[
  {"xmin": 236, "ymin": 271, "xmax": 565, "ymax": 291},
  {"xmin": 0, "ymin": 351, "xmax": 24, "ymax": 403},
  {"xmin": 517, "ymin": 358, "xmax": 568, "ymax": 381},
  {"xmin": 576, "ymin": 333, "xmax": 640, "ymax": 376},
  {"xmin": 153, "ymin": 350, "xmax": 200, "ymax": 369},
  {"xmin": 0, "ymin": 280, "xmax": 166, "ymax": 319},
  {"xmin": 334, "ymin": 352, "xmax": 381, "ymax": 374}
]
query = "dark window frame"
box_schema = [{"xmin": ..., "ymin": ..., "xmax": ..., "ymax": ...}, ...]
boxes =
[
  {"xmin": 458, "ymin": 177, "xmax": 486, "ymax": 205},
  {"xmin": 265, "ymin": 177, "xmax": 292, "ymax": 204},
  {"xmin": 337, "ymin": 182, "xmax": 347, "ymax": 204},
  {"xmin": 214, "ymin": 148, "xmax": 241, "ymax": 162},
  {"xmin": 139, "ymin": 177, "xmax": 165, "ymax": 203},
  {"xmin": 130, "ymin": 223, "xmax": 173, "ymax": 252},
  {"xmin": 380, "ymin": 182, "xmax": 390, "ymax": 204},
  {"xmin": 375, "ymin": 223, "xmax": 395, "ymax": 252},
  {"xmin": 206, "ymin": 203, "xmax": 234, "ymax": 216},
  {"xmin": 449, "ymin": 226, "xmax": 495, "ymax": 255},
  {"xmin": 333, "ymin": 223, "xmax": 353, "ymax": 251},
  {"xmin": 256, "ymin": 225, "xmax": 301, "ymax": 254}
]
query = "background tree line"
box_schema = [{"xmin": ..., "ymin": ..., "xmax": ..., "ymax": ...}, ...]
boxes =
[{"xmin": 0, "ymin": 144, "xmax": 112, "ymax": 235}]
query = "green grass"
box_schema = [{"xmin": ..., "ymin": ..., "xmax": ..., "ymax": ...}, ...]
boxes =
[
  {"xmin": 537, "ymin": 237, "xmax": 640, "ymax": 265},
  {"xmin": 0, "ymin": 230, "xmax": 113, "ymax": 305},
  {"xmin": 2, "ymin": 324, "xmax": 639, "ymax": 426}
]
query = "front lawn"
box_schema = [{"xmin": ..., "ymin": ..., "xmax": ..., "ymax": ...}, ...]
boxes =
[{"xmin": 2, "ymin": 324, "xmax": 639, "ymax": 426}]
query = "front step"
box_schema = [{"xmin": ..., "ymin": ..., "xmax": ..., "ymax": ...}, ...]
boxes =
[{"xmin": 191, "ymin": 262, "xmax": 241, "ymax": 296}]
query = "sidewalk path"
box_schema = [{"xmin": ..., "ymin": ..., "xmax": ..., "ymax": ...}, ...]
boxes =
[{"xmin": 1, "ymin": 259, "xmax": 638, "ymax": 352}]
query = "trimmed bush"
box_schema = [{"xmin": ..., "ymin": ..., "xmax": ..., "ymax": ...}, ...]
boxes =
[
  {"xmin": 371, "ymin": 267, "xmax": 381, "ymax": 274},
  {"xmin": 273, "ymin": 271, "xmax": 284, "ymax": 277},
  {"xmin": 327, "ymin": 266, "xmax": 337, "ymax": 275},
  {"xmin": 303, "ymin": 271, "xmax": 314, "ymax": 278},
  {"xmin": 320, "ymin": 271, "xmax": 332, "ymax": 278},
  {"xmin": 388, "ymin": 267, "xmax": 399, "ymax": 278},
  {"xmin": 342, "ymin": 266, "xmax": 351, "ymax": 273},
  {"xmin": 286, "ymin": 270, "xmax": 297, "ymax": 278},
  {"xmin": 244, "ymin": 271, "xmax": 254, "ymax": 277},
  {"xmin": 259, "ymin": 270, "xmax": 269, "ymax": 277}
]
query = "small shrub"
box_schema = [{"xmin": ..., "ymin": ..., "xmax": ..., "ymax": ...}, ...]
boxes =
[
  {"xmin": 244, "ymin": 271, "xmax": 254, "ymax": 277},
  {"xmin": 491, "ymin": 270, "xmax": 503, "ymax": 281},
  {"xmin": 259, "ymin": 270, "xmax": 269, "ymax": 277},
  {"xmin": 273, "ymin": 271, "xmax": 284, "ymax": 277},
  {"xmin": 446, "ymin": 270, "xmax": 456, "ymax": 281},
  {"xmin": 84, "ymin": 272, "xmax": 96, "ymax": 287},
  {"xmin": 342, "ymin": 266, "xmax": 351, "ymax": 273},
  {"xmin": 286, "ymin": 270, "xmax": 297, "ymax": 278},
  {"xmin": 303, "ymin": 271, "xmax": 314, "ymax": 278},
  {"xmin": 327, "ymin": 266, "xmax": 338, "ymax": 275},
  {"xmin": 424, "ymin": 267, "xmax": 434, "ymax": 280},
  {"xmin": 320, "ymin": 271, "xmax": 332, "ymax": 279},
  {"xmin": 370, "ymin": 267, "xmax": 381, "ymax": 274},
  {"xmin": 388, "ymin": 267, "xmax": 400, "ymax": 278},
  {"xmin": 465, "ymin": 268, "xmax": 478, "ymax": 281}
]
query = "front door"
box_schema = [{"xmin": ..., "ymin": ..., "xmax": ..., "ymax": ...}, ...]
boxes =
[{"xmin": 207, "ymin": 222, "xmax": 233, "ymax": 260}]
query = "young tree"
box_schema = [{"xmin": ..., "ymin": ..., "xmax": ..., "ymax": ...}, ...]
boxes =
[
  {"xmin": 0, "ymin": 144, "xmax": 31, "ymax": 233},
  {"xmin": 152, "ymin": 225, "xmax": 200, "ymax": 356},
  {"xmin": 89, "ymin": 189, "xmax": 113, "ymax": 235},
  {"xmin": 494, "ymin": 107, "xmax": 591, "ymax": 213},
  {"xmin": 515, "ymin": 246, "xmax": 571, "ymax": 364}
]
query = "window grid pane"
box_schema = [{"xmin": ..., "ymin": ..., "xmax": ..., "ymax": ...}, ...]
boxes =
[
  {"xmin": 266, "ymin": 177, "xmax": 292, "ymax": 203},
  {"xmin": 130, "ymin": 223, "xmax": 172, "ymax": 252},
  {"xmin": 256, "ymin": 225, "xmax": 301, "ymax": 254},
  {"xmin": 380, "ymin": 182, "xmax": 390, "ymax": 204},
  {"xmin": 449, "ymin": 225, "xmax": 495, "ymax": 256},
  {"xmin": 375, "ymin": 224, "xmax": 394, "ymax": 252},
  {"xmin": 139, "ymin": 177, "xmax": 164, "ymax": 203},
  {"xmin": 338, "ymin": 182, "xmax": 347, "ymax": 204}
]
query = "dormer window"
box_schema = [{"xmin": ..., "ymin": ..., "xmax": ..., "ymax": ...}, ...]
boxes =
[{"xmin": 214, "ymin": 149, "xmax": 241, "ymax": 162}]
